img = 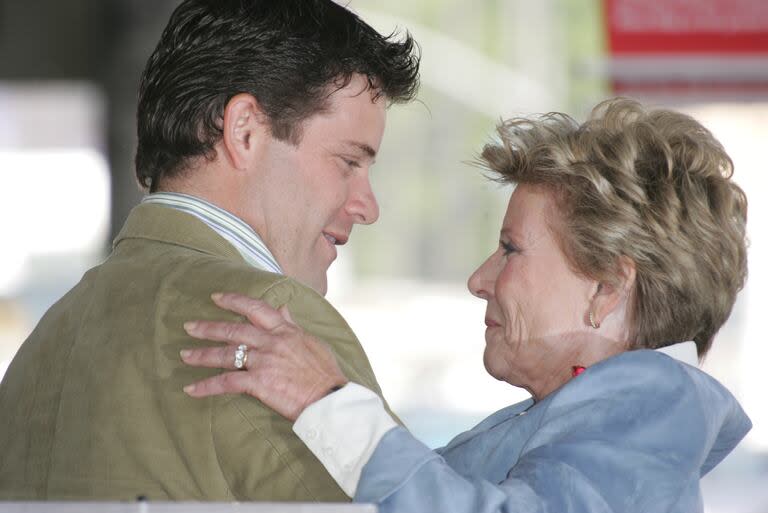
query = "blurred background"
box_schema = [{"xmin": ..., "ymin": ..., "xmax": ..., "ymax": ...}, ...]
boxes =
[{"xmin": 1, "ymin": 0, "xmax": 766, "ymax": 510}]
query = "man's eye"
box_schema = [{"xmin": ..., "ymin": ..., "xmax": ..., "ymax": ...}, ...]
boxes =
[
  {"xmin": 500, "ymin": 240, "xmax": 518, "ymax": 256},
  {"xmin": 344, "ymin": 159, "xmax": 361, "ymax": 169}
]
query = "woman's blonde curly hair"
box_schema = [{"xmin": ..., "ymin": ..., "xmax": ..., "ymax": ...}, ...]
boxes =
[{"xmin": 481, "ymin": 98, "xmax": 748, "ymax": 357}]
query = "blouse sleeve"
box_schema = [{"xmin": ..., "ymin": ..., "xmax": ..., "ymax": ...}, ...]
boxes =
[{"xmin": 353, "ymin": 351, "xmax": 750, "ymax": 513}]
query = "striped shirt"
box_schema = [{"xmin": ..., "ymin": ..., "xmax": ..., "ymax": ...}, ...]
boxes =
[{"xmin": 142, "ymin": 192, "xmax": 283, "ymax": 274}]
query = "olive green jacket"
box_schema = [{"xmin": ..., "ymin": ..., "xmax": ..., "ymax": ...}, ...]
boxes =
[{"xmin": 0, "ymin": 203, "xmax": 390, "ymax": 501}]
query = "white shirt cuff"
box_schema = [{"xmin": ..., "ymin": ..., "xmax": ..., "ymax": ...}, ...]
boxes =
[{"xmin": 293, "ymin": 382, "xmax": 398, "ymax": 497}]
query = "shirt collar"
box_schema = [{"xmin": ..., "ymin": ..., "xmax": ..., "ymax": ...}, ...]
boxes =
[
  {"xmin": 142, "ymin": 192, "xmax": 283, "ymax": 275},
  {"xmin": 656, "ymin": 341, "xmax": 699, "ymax": 367}
]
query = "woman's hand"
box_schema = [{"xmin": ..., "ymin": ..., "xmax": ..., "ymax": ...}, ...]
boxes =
[{"xmin": 180, "ymin": 293, "xmax": 348, "ymax": 422}]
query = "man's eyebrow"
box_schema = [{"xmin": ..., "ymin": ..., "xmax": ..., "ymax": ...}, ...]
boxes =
[{"xmin": 343, "ymin": 141, "xmax": 377, "ymax": 159}]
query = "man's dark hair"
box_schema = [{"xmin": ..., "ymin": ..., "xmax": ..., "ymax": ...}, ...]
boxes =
[{"xmin": 135, "ymin": 0, "xmax": 420, "ymax": 191}]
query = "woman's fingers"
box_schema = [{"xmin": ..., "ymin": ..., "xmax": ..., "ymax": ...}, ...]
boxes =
[
  {"xmin": 184, "ymin": 319, "xmax": 265, "ymax": 347},
  {"xmin": 277, "ymin": 304, "xmax": 295, "ymax": 324},
  {"xmin": 183, "ymin": 370, "xmax": 255, "ymax": 397},
  {"xmin": 180, "ymin": 294, "xmax": 350, "ymax": 421},
  {"xmin": 211, "ymin": 293, "xmax": 290, "ymax": 331},
  {"xmin": 180, "ymin": 344, "xmax": 251, "ymax": 370},
  {"xmin": 182, "ymin": 359, "xmax": 317, "ymax": 421}
]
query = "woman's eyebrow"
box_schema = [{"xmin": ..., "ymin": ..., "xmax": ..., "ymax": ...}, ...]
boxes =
[{"xmin": 500, "ymin": 227, "xmax": 520, "ymax": 240}]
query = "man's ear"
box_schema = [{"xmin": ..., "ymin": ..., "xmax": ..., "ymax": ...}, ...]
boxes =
[
  {"xmin": 221, "ymin": 93, "xmax": 269, "ymax": 170},
  {"xmin": 589, "ymin": 255, "xmax": 637, "ymax": 328}
]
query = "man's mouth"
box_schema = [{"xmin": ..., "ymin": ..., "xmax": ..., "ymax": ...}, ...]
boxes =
[{"xmin": 323, "ymin": 232, "xmax": 348, "ymax": 246}]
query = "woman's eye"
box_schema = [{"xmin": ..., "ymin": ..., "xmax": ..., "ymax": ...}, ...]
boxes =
[{"xmin": 500, "ymin": 240, "xmax": 518, "ymax": 256}]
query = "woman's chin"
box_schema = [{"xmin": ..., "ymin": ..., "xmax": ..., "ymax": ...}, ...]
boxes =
[{"xmin": 483, "ymin": 351, "xmax": 508, "ymax": 382}]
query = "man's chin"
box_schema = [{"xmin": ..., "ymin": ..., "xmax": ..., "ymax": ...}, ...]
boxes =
[
  {"xmin": 300, "ymin": 272, "xmax": 328, "ymax": 296},
  {"xmin": 280, "ymin": 262, "xmax": 329, "ymax": 296}
]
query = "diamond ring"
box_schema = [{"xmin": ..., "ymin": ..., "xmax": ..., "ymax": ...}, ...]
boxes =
[{"xmin": 234, "ymin": 344, "xmax": 248, "ymax": 370}]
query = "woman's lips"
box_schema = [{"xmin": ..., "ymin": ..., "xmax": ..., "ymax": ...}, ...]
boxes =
[{"xmin": 485, "ymin": 318, "xmax": 501, "ymax": 328}]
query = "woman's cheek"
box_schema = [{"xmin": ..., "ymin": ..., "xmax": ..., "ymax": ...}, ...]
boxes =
[{"xmin": 501, "ymin": 299, "xmax": 528, "ymax": 354}]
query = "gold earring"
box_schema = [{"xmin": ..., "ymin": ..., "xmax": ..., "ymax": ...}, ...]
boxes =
[{"xmin": 589, "ymin": 311, "xmax": 600, "ymax": 329}]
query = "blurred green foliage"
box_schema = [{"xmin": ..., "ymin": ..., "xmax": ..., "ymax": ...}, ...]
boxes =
[{"xmin": 344, "ymin": 0, "xmax": 609, "ymax": 282}]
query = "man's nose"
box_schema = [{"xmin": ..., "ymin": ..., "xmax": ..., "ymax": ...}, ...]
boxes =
[{"xmin": 347, "ymin": 174, "xmax": 380, "ymax": 225}]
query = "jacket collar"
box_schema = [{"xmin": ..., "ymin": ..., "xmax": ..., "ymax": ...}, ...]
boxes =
[{"xmin": 113, "ymin": 202, "xmax": 245, "ymax": 263}]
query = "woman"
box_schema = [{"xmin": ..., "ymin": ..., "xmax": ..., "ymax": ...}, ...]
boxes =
[{"xmin": 180, "ymin": 98, "xmax": 751, "ymax": 512}]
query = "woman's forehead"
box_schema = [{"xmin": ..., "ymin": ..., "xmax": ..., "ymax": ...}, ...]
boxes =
[{"xmin": 504, "ymin": 185, "xmax": 556, "ymax": 225}]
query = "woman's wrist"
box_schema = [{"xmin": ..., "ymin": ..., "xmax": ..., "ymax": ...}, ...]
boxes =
[
  {"xmin": 296, "ymin": 379, "xmax": 349, "ymax": 419},
  {"xmin": 326, "ymin": 383, "xmax": 347, "ymax": 396},
  {"xmin": 293, "ymin": 383, "xmax": 398, "ymax": 497}
]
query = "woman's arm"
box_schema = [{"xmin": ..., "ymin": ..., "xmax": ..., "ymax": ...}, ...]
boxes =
[
  {"xmin": 180, "ymin": 294, "xmax": 742, "ymax": 513},
  {"xmin": 178, "ymin": 293, "xmax": 602, "ymax": 512}
]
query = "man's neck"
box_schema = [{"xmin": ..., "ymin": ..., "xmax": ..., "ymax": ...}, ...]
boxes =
[
  {"xmin": 143, "ymin": 191, "xmax": 283, "ymax": 275},
  {"xmin": 158, "ymin": 176, "xmax": 261, "ymax": 235}
]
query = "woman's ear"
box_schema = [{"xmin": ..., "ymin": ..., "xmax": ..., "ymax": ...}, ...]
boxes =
[
  {"xmin": 588, "ymin": 255, "xmax": 636, "ymax": 328},
  {"xmin": 221, "ymin": 93, "xmax": 269, "ymax": 170}
]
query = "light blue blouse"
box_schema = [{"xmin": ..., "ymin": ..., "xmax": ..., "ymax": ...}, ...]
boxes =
[{"xmin": 356, "ymin": 349, "xmax": 751, "ymax": 513}]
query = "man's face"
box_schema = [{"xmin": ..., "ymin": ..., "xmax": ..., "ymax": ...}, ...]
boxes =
[{"xmin": 246, "ymin": 74, "xmax": 386, "ymax": 295}]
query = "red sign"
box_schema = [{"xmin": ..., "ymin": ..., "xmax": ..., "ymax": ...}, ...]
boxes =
[
  {"xmin": 605, "ymin": 0, "xmax": 768, "ymax": 55},
  {"xmin": 603, "ymin": 0, "xmax": 768, "ymax": 99}
]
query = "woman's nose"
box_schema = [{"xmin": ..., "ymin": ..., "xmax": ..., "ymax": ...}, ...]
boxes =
[{"xmin": 468, "ymin": 256, "xmax": 494, "ymax": 300}]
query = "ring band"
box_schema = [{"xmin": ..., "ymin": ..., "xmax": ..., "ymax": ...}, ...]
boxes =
[{"xmin": 234, "ymin": 344, "xmax": 248, "ymax": 370}]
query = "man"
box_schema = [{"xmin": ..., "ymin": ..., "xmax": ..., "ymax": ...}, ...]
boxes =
[{"xmin": 0, "ymin": 0, "xmax": 419, "ymax": 501}]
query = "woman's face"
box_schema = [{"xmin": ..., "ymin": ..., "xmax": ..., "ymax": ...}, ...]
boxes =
[{"xmin": 468, "ymin": 184, "xmax": 598, "ymax": 399}]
